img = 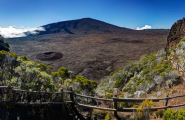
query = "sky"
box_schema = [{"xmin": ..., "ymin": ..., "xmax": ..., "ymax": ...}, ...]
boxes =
[{"xmin": 0, "ymin": 0, "xmax": 185, "ymax": 38}]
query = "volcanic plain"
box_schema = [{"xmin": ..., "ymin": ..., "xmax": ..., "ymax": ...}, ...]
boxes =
[{"xmin": 6, "ymin": 18, "xmax": 169, "ymax": 81}]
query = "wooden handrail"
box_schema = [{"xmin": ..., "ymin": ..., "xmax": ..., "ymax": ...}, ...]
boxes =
[
  {"xmin": 113, "ymin": 97, "xmax": 164, "ymax": 102},
  {"xmin": 14, "ymin": 101, "xmax": 74, "ymax": 105},
  {"xmin": 11, "ymin": 89, "xmax": 73, "ymax": 94},
  {"xmin": 75, "ymin": 102, "xmax": 116, "ymax": 111},
  {"xmin": 0, "ymin": 86, "xmax": 9, "ymax": 88},
  {"xmin": 74, "ymin": 93, "xmax": 113, "ymax": 101},
  {"xmin": 0, "ymin": 86, "xmax": 185, "ymax": 103},
  {"xmin": 1, "ymin": 85, "xmax": 185, "ymax": 113}
]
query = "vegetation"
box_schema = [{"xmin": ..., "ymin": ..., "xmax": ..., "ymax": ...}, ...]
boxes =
[
  {"xmin": 96, "ymin": 48, "xmax": 175, "ymax": 97},
  {"xmin": 136, "ymin": 99, "xmax": 153, "ymax": 119},
  {"xmin": 163, "ymin": 108, "xmax": 185, "ymax": 120},
  {"xmin": 92, "ymin": 110, "xmax": 107, "ymax": 119},
  {"xmin": 0, "ymin": 35, "xmax": 10, "ymax": 51},
  {"xmin": 61, "ymin": 75, "xmax": 98, "ymax": 95},
  {"xmin": 105, "ymin": 113, "xmax": 111, "ymax": 120}
]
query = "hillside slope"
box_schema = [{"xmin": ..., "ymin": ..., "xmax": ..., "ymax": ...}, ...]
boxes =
[
  {"xmin": 6, "ymin": 18, "xmax": 168, "ymax": 81},
  {"xmin": 95, "ymin": 18, "xmax": 185, "ymax": 98}
]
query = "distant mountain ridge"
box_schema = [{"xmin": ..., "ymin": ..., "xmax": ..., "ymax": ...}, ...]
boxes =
[
  {"xmin": 6, "ymin": 18, "xmax": 169, "ymax": 81},
  {"xmin": 143, "ymin": 29, "xmax": 170, "ymax": 32},
  {"xmin": 38, "ymin": 18, "xmax": 132, "ymax": 35},
  {"xmin": 37, "ymin": 18, "xmax": 167, "ymax": 36}
]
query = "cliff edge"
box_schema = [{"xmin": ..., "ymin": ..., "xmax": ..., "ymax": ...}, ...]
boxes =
[{"xmin": 166, "ymin": 17, "xmax": 185, "ymax": 55}]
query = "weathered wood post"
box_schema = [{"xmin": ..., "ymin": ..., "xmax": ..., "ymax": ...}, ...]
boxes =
[
  {"xmin": 164, "ymin": 95, "xmax": 169, "ymax": 110},
  {"xmin": 61, "ymin": 88, "xmax": 65, "ymax": 115},
  {"xmin": 113, "ymin": 95, "xmax": 118, "ymax": 118},
  {"xmin": 7, "ymin": 86, "xmax": 16, "ymax": 120},
  {"xmin": 177, "ymin": 63, "xmax": 179, "ymax": 71},
  {"xmin": 113, "ymin": 95, "xmax": 121, "ymax": 120},
  {"xmin": 69, "ymin": 87, "xmax": 75, "ymax": 108},
  {"xmin": 87, "ymin": 97, "xmax": 88, "ymax": 105},
  {"xmin": 7, "ymin": 86, "xmax": 13, "ymax": 100}
]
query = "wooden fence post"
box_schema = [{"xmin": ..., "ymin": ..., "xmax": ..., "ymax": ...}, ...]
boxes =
[
  {"xmin": 61, "ymin": 88, "xmax": 65, "ymax": 115},
  {"xmin": 113, "ymin": 95, "xmax": 121, "ymax": 120},
  {"xmin": 7, "ymin": 86, "xmax": 13, "ymax": 100},
  {"xmin": 164, "ymin": 95, "xmax": 169, "ymax": 110},
  {"xmin": 69, "ymin": 87, "xmax": 74, "ymax": 101},
  {"xmin": 113, "ymin": 95, "xmax": 119, "ymax": 119},
  {"xmin": 69, "ymin": 87, "xmax": 75, "ymax": 108}
]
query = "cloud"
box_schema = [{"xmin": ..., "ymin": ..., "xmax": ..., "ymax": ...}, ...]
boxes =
[
  {"xmin": 0, "ymin": 26, "xmax": 45, "ymax": 38},
  {"xmin": 136, "ymin": 25, "xmax": 152, "ymax": 30}
]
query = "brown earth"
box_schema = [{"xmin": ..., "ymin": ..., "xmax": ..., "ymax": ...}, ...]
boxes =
[{"xmin": 5, "ymin": 18, "xmax": 169, "ymax": 82}]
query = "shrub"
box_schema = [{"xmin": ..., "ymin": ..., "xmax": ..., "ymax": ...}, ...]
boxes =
[
  {"xmin": 103, "ymin": 93, "xmax": 113, "ymax": 99},
  {"xmin": 163, "ymin": 108, "xmax": 185, "ymax": 120},
  {"xmin": 105, "ymin": 113, "xmax": 110, "ymax": 120},
  {"xmin": 137, "ymin": 99, "xmax": 153, "ymax": 120},
  {"xmin": 155, "ymin": 110, "xmax": 164, "ymax": 118},
  {"xmin": 93, "ymin": 110, "xmax": 107, "ymax": 119},
  {"xmin": 19, "ymin": 56, "xmax": 30, "ymax": 61},
  {"xmin": 74, "ymin": 75, "xmax": 97, "ymax": 88},
  {"xmin": 181, "ymin": 37, "xmax": 185, "ymax": 42},
  {"xmin": 118, "ymin": 102, "xmax": 126, "ymax": 108},
  {"xmin": 131, "ymin": 104, "xmax": 139, "ymax": 108},
  {"xmin": 58, "ymin": 67, "xmax": 70, "ymax": 79}
]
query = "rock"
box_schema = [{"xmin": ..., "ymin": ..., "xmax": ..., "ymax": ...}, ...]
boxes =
[
  {"xmin": 154, "ymin": 75, "xmax": 163, "ymax": 85},
  {"xmin": 157, "ymin": 91, "xmax": 162, "ymax": 97},
  {"xmin": 134, "ymin": 91, "xmax": 146, "ymax": 98},
  {"xmin": 125, "ymin": 93, "xmax": 134, "ymax": 98},
  {"xmin": 166, "ymin": 17, "xmax": 185, "ymax": 55},
  {"xmin": 145, "ymin": 82, "xmax": 156, "ymax": 92},
  {"xmin": 166, "ymin": 80, "xmax": 173, "ymax": 88},
  {"xmin": 137, "ymin": 82, "xmax": 156, "ymax": 92}
]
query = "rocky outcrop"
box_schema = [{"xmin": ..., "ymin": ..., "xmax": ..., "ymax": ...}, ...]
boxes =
[
  {"xmin": 36, "ymin": 52, "xmax": 63, "ymax": 61},
  {"xmin": 166, "ymin": 17, "xmax": 185, "ymax": 54},
  {"xmin": 0, "ymin": 35, "xmax": 10, "ymax": 51}
]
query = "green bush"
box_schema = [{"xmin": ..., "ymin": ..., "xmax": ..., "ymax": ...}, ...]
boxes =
[
  {"xmin": 74, "ymin": 75, "xmax": 97, "ymax": 88},
  {"xmin": 103, "ymin": 93, "xmax": 113, "ymax": 99},
  {"xmin": 58, "ymin": 67, "xmax": 70, "ymax": 79},
  {"xmin": 19, "ymin": 56, "xmax": 30, "ymax": 61},
  {"xmin": 131, "ymin": 104, "xmax": 139, "ymax": 108},
  {"xmin": 163, "ymin": 108, "xmax": 185, "ymax": 120}
]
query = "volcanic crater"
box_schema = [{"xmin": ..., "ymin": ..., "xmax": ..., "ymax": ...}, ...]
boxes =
[{"xmin": 36, "ymin": 52, "xmax": 63, "ymax": 61}]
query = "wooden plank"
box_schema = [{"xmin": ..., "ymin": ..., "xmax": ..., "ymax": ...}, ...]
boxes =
[
  {"xmin": 167, "ymin": 103, "xmax": 185, "ymax": 108},
  {"xmin": 76, "ymin": 103, "xmax": 116, "ymax": 111},
  {"xmin": 0, "ymin": 100, "xmax": 14, "ymax": 102},
  {"xmin": 0, "ymin": 86, "xmax": 8, "ymax": 88},
  {"xmin": 14, "ymin": 101, "xmax": 74, "ymax": 105},
  {"xmin": 113, "ymin": 97, "xmax": 163, "ymax": 102},
  {"xmin": 117, "ymin": 108, "xmax": 137, "ymax": 112},
  {"xmin": 74, "ymin": 93, "xmax": 113, "ymax": 101},
  {"xmin": 117, "ymin": 106, "xmax": 167, "ymax": 112},
  {"xmin": 168, "ymin": 94, "xmax": 185, "ymax": 99},
  {"xmin": 12, "ymin": 89, "xmax": 72, "ymax": 94}
]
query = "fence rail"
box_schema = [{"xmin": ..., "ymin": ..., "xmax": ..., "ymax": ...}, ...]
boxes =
[{"xmin": 1, "ymin": 86, "xmax": 185, "ymax": 116}]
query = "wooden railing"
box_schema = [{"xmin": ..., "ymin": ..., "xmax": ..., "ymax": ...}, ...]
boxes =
[
  {"xmin": 1, "ymin": 86, "xmax": 185, "ymax": 119},
  {"xmin": 0, "ymin": 58, "xmax": 184, "ymax": 119}
]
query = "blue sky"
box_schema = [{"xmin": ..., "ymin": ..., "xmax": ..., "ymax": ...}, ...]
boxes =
[{"xmin": 0, "ymin": 0, "xmax": 185, "ymax": 29}]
